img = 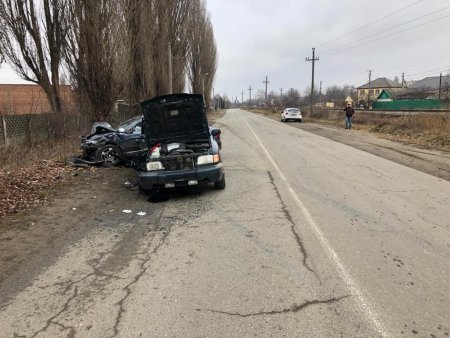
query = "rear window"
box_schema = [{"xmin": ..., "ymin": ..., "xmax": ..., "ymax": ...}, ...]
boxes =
[{"xmin": 287, "ymin": 109, "xmax": 300, "ymax": 113}]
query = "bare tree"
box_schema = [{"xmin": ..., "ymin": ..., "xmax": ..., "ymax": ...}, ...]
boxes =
[
  {"xmin": 0, "ymin": 0, "xmax": 68, "ymax": 113},
  {"xmin": 118, "ymin": 0, "xmax": 157, "ymax": 102},
  {"xmin": 284, "ymin": 88, "xmax": 301, "ymax": 108},
  {"xmin": 64, "ymin": 0, "xmax": 121, "ymax": 120},
  {"xmin": 186, "ymin": 0, "xmax": 217, "ymax": 109},
  {"xmin": 324, "ymin": 84, "xmax": 354, "ymax": 102},
  {"xmin": 117, "ymin": 0, "xmax": 192, "ymax": 102}
]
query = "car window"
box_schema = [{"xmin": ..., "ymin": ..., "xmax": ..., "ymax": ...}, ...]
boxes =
[
  {"xmin": 133, "ymin": 123, "xmax": 142, "ymax": 134},
  {"xmin": 118, "ymin": 116, "xmax": 142, "ymax": 131},
  {"xmin": 287, "ymin": 109, "xmax": 300, "ymax": 113}
]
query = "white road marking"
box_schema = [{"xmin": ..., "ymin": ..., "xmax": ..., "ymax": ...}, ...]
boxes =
[{"xmin": 245, "ymin": 120, "xmax": 388, "ymax": 338}]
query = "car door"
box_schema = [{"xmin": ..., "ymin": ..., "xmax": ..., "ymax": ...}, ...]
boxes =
[{"xmin": 119, "ymin": 122, "xmax": 148, "ymax": 159}]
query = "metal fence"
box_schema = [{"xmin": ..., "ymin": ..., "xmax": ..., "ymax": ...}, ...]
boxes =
[{"xmin": 0, "ymin": 103, "xmax": 136, "ymax": 146}]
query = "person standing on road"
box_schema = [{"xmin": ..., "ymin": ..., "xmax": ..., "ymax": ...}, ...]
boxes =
[{"xmin": 343, "ymin": 103, "xmax": 355, "ymax": 130}]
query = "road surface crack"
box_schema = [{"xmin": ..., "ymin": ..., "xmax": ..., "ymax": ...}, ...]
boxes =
[
  {"xmin": 197, "ymin": 295, "xmax": 349, "ymax": 317},
  {"xmin": 267, "ymin": 171, "xmax": 317, "ymax": 277},
  {"xmin": 111, "ymin": 216, "xmax": 172, "ymax": 338},
  {"xmin": 30, "ymin": 287, "xmax": 79, "ymax": 338}
]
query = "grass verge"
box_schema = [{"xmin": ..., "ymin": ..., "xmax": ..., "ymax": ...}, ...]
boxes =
[{"xmin": 249, "ymin": 107, "xmax": 450, "ymax": 151}]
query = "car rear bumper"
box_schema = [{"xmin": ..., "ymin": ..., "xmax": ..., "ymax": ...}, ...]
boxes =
[
  {"xmin": 138, "ymin": 163, "xmax": 224, "ymax": 190},
  {"xmin": 284, "ymin": 116, "xmax": 302, "ymax": 121}
]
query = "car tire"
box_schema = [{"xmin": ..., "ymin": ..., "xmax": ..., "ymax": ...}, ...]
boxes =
[
  {"xmin": 214, "ymin": 173, "xmax": 226, "ymax": 190},
  {"xmin": 96, "ymin": 144, "xmax": 121, "ymax": 166}
]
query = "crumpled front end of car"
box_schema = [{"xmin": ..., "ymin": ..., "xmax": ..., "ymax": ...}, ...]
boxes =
[
  {"xmin": 80, "ymin": 135, "xmax": 108, "ymax": 161},
  {"xmin": 138, "ymin": 138, "xmax": 223, "ymax": 190}
]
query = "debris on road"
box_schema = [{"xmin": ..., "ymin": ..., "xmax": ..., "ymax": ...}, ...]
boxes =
[
  {"xmin": 137, "ymin": 211, "xmax": 146, "ymax": 216},
  {"xmin": 122, "ymin": 210, "xmax": 132, "ymax": 214},
  {"xmin": 69, "ymin": 156, "xmax": 104, "ymax": 168},
  {"xmin": 123, "ymin": 181, "xmax": 134, "ymax": 188}
]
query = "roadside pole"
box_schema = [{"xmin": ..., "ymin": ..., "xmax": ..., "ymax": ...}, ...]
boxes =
[{"xmin": 306, "ymin": 48, "xmax": 319, "ymax": 116}]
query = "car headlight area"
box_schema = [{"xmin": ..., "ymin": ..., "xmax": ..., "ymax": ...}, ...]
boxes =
[
  {"xmin": 146, "ymin": 161, "xmax": 164, "ymax": 171},
  {"xmin": 197, "ymin": 154, "xmax": 220, "ymax": 165}
]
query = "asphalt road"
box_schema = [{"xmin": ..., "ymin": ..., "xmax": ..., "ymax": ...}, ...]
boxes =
[{"xmin": 1, "ymin": 109, "xmax": 449, "ymax": 337}]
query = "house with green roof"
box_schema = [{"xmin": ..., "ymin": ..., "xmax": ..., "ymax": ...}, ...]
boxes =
[
  {"xmin": 357, "ymin": 78, "xmax": 402, "ymax": 103},
  {"xmin": 373, "ymin": 89, "xmax": 444, "ymax": 110}
]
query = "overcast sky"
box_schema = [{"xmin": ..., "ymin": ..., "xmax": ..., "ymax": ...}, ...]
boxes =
[
  {"xmin": 1, "ymin": 0, "xmax": 450, "ymax": 101},
  {"xmin": 206, "ymin": 0, "xmax": 450, "ymax": 100}
]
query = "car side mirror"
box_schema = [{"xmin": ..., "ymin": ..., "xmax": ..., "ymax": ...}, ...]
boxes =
[
  {"xmin": 211, "ymin": 129, "xmax": 221, "ymax": 137},
  {"xmin": 118, "ymin": 127, "xmax": 126, "ymax": 133}
]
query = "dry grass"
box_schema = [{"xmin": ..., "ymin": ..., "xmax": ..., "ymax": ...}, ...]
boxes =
[
  {"xmin": 0, "ymin": 138, "xmax": 81, "ymax": 172},
  {"xmin": 365, "ymin": 114, "xmax": 450, "ymax": 149},
  {"xmin": 207, "ymin": 109, "xmax": 226, "ymax": 124},
  {"xmin": 248, "ymin": 107, "xmax": 450, "ymax": 151}
]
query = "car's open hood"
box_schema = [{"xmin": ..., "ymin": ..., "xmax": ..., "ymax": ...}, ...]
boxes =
[{"xmin": 140, "ymin": 94, "xmax": 209, "ymax": 145}]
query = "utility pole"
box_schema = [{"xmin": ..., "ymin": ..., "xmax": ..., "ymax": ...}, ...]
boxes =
[
  {"xmin": 248, "ymin": 85, "xmax": 253, "ymax": 106},
  {"xmin": 263, "ymin": 76, "xmax": 270, "ymax": 106},
  {"xmin": 241, "ymin": 91, "xmax": 244, "ymax": 106},
  {"xmin": 367, "ymin": 70, "xmax": 372, "ymax": 109},
  {"xmin": 401, "ymin": 72, "xmax": 405, "ymax": 88},
  {"xmin": 280, "ymin": 88, "xmax": 283, "ymax": 98},
  {"xmin": 306, "ymin": 48, "xmax": 319, "ymax": 115},
  {"xmin": 439, "ymin": 73, "xmax": 442, "ymax": 100},
  {"xmin": 319, "ymin": 81, "xmax": 323, "ymax": 104}
]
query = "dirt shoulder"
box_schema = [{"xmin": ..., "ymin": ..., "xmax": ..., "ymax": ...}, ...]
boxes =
[
  {"xmin": 207, "ymin": 109, "xmax": 226, "ymax": 124},
  {"xmin": 251, "ymin": 110, "xmax": 450, "ymax": 182},
  {"xmin": 0, "ymin": 110, "xmax": 227, "ymax": 287}
]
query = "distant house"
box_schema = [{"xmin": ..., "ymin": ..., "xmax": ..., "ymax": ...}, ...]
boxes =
[
  {"xmin": 357, "ymin": 78, "xmax": 402, "ymax": 102},
  {"xmin": 0, "ymin": 84, "xmax": 76, "ymax": 115},
  {"xmin": 410, "ymin": 75, "xmax": 450, "ymax": 99},
  {"xmin": 373, "ymin": 89, "xmax": 443, "ymax": 110}
]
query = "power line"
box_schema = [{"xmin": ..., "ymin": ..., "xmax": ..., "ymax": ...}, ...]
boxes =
[
  {"xmin": 317, "ymin": 0, "xmax": 424, "ymax": 48},
  {"xmin": 377, "ymin": 54, "xmax": 450, "ymax": 74},
  {"xmin": 271, "ymin": 17, "xmax": 449, "ymax": 85},
  {"xmin": 321, "ymin": 13, "xmax": 450, "ymax": 57},
  {"xmin": 408, "ymin": 65, "xmax": 450, "ymax": 78},
  {"xmin": 321, "ymin": 5, "xmax": 450, "ymax": 55}
]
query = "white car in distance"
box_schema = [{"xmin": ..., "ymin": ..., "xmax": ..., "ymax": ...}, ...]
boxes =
[{"xmin": 281, "ymin": 108, "xmax": 302, "ymax": 122}]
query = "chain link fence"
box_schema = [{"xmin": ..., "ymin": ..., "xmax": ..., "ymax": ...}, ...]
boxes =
[{"xmin": 0, "ymin": 102, "xmax": 137, "ymax": 147}]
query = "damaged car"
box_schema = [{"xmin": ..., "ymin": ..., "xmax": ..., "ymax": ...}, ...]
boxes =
[
  {"xmin": 138, "ymin": 93, "xmax": 225, "ymax": 192},
  {"xmin": 81, "ymin": 115, "xmax": 148, "ymax": 166}
]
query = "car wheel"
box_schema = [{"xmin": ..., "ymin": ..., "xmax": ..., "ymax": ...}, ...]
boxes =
[
  {"xmin": 214, "ymin": 173, "xmax": 226, "ymax": 190},
  {"xmin": 96, "ymin": 145, "xmax": 121, "ymax": 166}
]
